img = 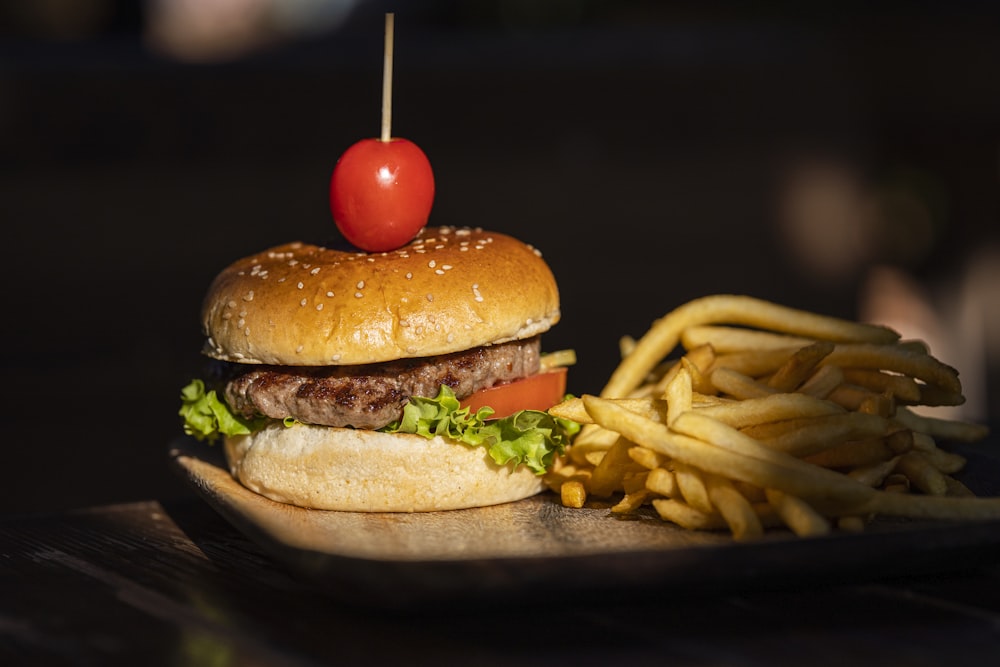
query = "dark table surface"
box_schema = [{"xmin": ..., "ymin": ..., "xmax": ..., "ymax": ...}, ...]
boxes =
[
  {"xmin": 4, "ymin": 6, "xmax": 1000, "ymax": 665},
  {"xmin": 6, "ymin": 486, "xmax": 1000, "ymax": 666}
]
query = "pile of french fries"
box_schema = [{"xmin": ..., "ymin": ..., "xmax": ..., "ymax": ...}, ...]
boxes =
[{"xmin": 546, "ymin": 295, "xmax": 994, "ymax": 540}]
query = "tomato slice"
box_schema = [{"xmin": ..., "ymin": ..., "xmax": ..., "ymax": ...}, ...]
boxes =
[{"xmin": 460, "ymin": 368, "xmax": 567, "ymax": 419}]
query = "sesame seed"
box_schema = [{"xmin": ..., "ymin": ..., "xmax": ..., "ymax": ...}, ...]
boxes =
[
  {"xmin": 243, "ymin": 290, "xmax": 254, "ymax": 301},
  {"xmin": 222, "ymin": 312, "xmax": 232, "ymax": 320},
  {"xmin": 355, "ymin": 292, "xmax": 363, "ymax": 298},
  {"xmin": 237, "ymin": 319, "xmax": 245, "ymax": 327},
  {"xmin": 326, "ymin": 291, "xmax": 334, "ymax": 297},
  {"xmin": 405, "ymin": 272, "xmax": 413, "ymax": 279},
  {"xmin": 447, "ymin": 333, "xmax": 454, "ymax": 343},
  {"xmin": 296, "ymin": 345, "xmax": 303, "ymax": 353},
  {"xmin": 310, "ymin": 267, "xmax": 321, "ymax": 275},
  {"xmin": 426, "ymin": 294, "xmax": 434, "ymax": 302},
  {"xmin": 297, "ymin": 282, "xmax": 304, "ymax": 289},
  {"xmin": 300, "ymin": 298, "xmax": 307, "ymax": 307},
  {"xmin": 435, "ymin": 269, "xmax": 444, "ymax": 275},
  {"xmin": 227, "ymin": 300, "xmax": 237, "ymax": 309},
  {"xmin": 357, "ymin": 280, "xmax": 365, "ymax": 289},
  {"xmin": 428, "ymin": 260, "xmax": 436, "ymax": 268},
  {"xmin": 316, "ymin": 303, "xmax": 324, "ymax": 311},
  {"xmin": 244, "ymin": 327, "xmax": 250, "ymax": 336},
  {"xmin": 442, "ymin": 264, "xmax": 452, "ymax": 270},
  {"xmin": 332, "ymin": 354, "xmax": 341, "ymax": 362}
]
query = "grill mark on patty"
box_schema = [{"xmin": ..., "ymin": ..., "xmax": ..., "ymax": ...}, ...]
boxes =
[{"xmin": 222, "ymin": 336, "xmax": 541, "ymax": 430}]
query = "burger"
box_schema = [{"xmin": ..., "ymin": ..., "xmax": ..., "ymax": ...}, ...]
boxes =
[{"xmin": 179, "ymin": 226, "xmax": 578, "ymax": 511}]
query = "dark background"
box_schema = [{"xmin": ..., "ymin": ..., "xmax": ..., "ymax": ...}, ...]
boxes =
[{"xmin": 2, "ymin": 0, "xmax": 998, "ymax": 515}]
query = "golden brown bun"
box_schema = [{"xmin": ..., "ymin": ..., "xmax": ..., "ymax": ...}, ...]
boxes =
[
  {"xmin": 201, "ymin": 226, "xmax": 560, "ymax": 365},
  {"xmin": 223, "ymin": 423, "xmax": 545, "ymax": 511}
]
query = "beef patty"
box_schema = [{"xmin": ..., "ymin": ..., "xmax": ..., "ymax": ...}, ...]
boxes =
[{"xmin": 222, "ymin": 336, "xmax": 541, "ymax": 430}]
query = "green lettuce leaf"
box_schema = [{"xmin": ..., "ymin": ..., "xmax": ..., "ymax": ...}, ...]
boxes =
[
  {"xmin": 382, "ymin": 385, "xmax": 580, "ymax": 474},
  {"xmin": 178, "ymin": 379, "xmax": 266, "ymax": 444},
  {"xmin": 178, "ymin": 379, "xmax": 580, "ymax": 474}
]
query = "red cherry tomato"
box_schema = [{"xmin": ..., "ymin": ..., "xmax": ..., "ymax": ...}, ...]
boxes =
[
  {"xmin": 460, "ymin": 368, "xmax": 568, "ymax": 420},
  {"xmin": 329, "ymin": 137, "xmax": 435, "ymax": 252}
]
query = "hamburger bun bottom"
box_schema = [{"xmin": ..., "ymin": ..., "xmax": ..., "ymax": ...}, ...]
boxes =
[{"xmin": 223, "ymin": 423, "xmax": 546, "ymax": 512}]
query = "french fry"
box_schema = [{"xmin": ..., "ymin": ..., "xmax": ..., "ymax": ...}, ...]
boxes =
[
  {"xmin": 586, "ymin": 436, "xmax": 644, "ymax": 497},
  {"xmin": 556, "ymin": 295, "xmax": 994, "ymax": 540},
  {"xmin": 673, "ymin": 462, "xmax": 713, "ymax": 513},
  {"xmin": 567, "ymin": 426, "xmax": 620, "ymax": 463},
  {"xmin": 660, "ymin": 343, "xmax": 716, "ymax": 387},
  {"xmin": 911, "ymin": 432, "xmax": 966, "ymax": 474},
  {"xmin": 600, "ymin": 295, "xmax": 898, "ymax": 400},
  {"xmin": 863, "ymin": 490, "xmax": 1000, "ymax": 521},
  {"xmin": 695, "ymin": 392, "xmax": 844, "ymax": 429},
  {"xmin": 883, "ymin": 473, "xmax": 911, "ymax": 494},
  {"xmin": 839, "ymin": 368, "xmax": 922, "ymax": 402},
  {"xmin": 705, "ymin": 473, "xmax": 764, "ymax": 540},
  {"xmin": 885, "ymin": 428, "xmax": 915, "ymax": 455},
  {"xmin": 893, "ymin": 407, "xmax": 991, "ymax": 443},
  {"xmin": 623, "ymin": 470, "xmax": 650, "ymax": 494},
  {"xmin": 646, "ymin": 466, "xmax": 680, "ymax": 499},
  {"xmin": 847, "ymin": 456, "xmax": 901, "ymax": 488},
  {"xmin": 911, "ymin": 384, "xmax": 966, "ymax": 407},
  {"xmin": 619, "ymin": 335, "xmax": 637, "ymax": 359},
  {"xmin": 682, "ymin": 356, "xmax": 715, "ymax": 396},
  {"xmin": 803, "ymin": 438, "xmax": 895, "ymax": 469},
  {"xmin": 943, "ymin": 475, "xmax": 975, "ymax": 497},
  {"xmin": 628, "ymin": 446, "xmax": 669, "ymax": 470},
  {"xmin": 550, "ymin": 396, "xmax": 668, "ymax": 426},
  {"xmin": 560, "ymin": 480, "xmax": 587, "ymax": 508},
  {"xmin": 765, "ymin": 488, "xmax": 831, "ymax": 537},
  {"xmin": 821, "ymin": 343, "xmax": 962, "ymax": 395},
  {"xmin": 733, "ymin": 480, "xmax": 767, "ymax": 503},
  {"xmin": 586, "ymin": 399, "xmax": 876, "ymax": 511},
  {"xmin": 665, "ymin": 366, "xmax": 693, "ymax": 426},
  {"xmin": 612, "ymin": 489, "xmax": 651, "ymax": 514},
  {"xmin": 895, "ymin": 452, "xmax": 949, "ymax": 496},
  {"xmin": 837, "ymin": 516, "xmax": 868, "ymax": 532},
  {"xmin": 710, "ymin": 367, "xmax": 778, "ymax": 400},
  {"xmin": 747, "ymin": 412, "xmax": 891, "ymax": 458},
  {"xmin": 766, "ymin": 341, "xmax": 836, "ymax": 392},
  {"xmin": 652, "ymin": 498, "xmax": 723, "ymax": 531},
  {"xmin": 711, "ymin": 347, "xmax": 801, "ymax": 377},
  {"xmin": 681, "ymin": 325, "xmax": 815, "ymax": 353},
  {"xmin": 798, "ymin": 365, "xmax": 844, "ymax": 399},
  {"xmin": 826, "ymin": 384, "xmax": 894, "ymax": 417}
]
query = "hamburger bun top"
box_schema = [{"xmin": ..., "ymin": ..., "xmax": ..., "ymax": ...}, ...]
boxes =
[{"xmin": 201, "ymin": 226, "xmax": 560, "ymax": 365}]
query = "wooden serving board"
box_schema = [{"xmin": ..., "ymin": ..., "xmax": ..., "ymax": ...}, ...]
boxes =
[{"xmin": 169, "ymin": 436, "xmax": 1000, "ymax": 610}]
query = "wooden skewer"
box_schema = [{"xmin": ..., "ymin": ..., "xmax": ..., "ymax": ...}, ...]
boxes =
[{"xmin": 381, "ymin": 12, "xmax": 394, "ymax": 142}]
